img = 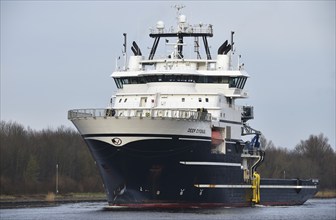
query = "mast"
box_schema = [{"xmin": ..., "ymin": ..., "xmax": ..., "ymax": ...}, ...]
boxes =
[
  {"xmin": 148, "ymin": 6, "xmax": 213, "ymax": 60},
  {"xmin": 123, "ymin": 33, "xmax": 127, "ymax": 70}
]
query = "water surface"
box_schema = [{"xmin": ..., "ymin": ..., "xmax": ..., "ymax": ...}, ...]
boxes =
[{"xmin": 1, "ymin": 199, "xmax": 335, "ymax": 220}]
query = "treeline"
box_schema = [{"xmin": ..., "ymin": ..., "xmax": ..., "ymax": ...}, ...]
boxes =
[
  {"xmin": 0, "ymin": 121, "xmax": 104, "ymax": 194},
  {"xmin": 0, "ymin": 120, "xmax": 335, "ymax": 195},
  {"xmin": 258, "ymin": 134, "xmax": 336, "ymax": 190}
]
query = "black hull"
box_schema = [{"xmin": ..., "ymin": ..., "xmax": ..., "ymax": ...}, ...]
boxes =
[{"xmin": 84, "ymin": 137, "xmax": 318, "ymax": 208}]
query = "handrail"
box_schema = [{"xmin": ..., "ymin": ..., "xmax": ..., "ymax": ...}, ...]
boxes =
[{"xmin": 68, "ymin": 108, "xmax": 211, "ymax": 122}]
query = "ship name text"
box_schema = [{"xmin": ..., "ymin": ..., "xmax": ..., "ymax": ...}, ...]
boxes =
[{"xmin": 187, "ymin": 128, "xmax": 206, "ymax": 134}]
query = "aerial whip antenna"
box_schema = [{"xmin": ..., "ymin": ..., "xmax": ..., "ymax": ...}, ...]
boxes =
[{"xmin": 172, "ymin": 4, "xmax": 186, "ymax": 24}]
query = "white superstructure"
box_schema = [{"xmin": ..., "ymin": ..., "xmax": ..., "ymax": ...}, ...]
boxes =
[{"xmin": 109, "ymin": 14, "xmax": 252, "ymax": 144}]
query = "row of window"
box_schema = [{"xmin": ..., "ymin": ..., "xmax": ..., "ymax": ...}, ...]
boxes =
[
  {"xmin": 117, "ymin": 97, "xmax": 211, "ymax": 104},
  {"xmin": 182, "ymin": 97, "xmax": 210, "ymax": 102},
  {"xmin": 114, "ymin": 75, "xmax": 247, "ymax": 89}
]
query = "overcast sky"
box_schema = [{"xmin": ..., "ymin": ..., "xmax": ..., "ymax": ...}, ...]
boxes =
[{"xmin": 1, "ymin": 1, "xmax": 335, "ymax": 149}]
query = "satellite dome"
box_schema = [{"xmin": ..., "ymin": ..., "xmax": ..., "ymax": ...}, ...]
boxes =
[
  {"xmin": 179, "ymin": 15, "xmax": 187, "ymax": 23},
  {"xmin": 156, "ymin": 20, "xmax": 165, "ymax": 30}
]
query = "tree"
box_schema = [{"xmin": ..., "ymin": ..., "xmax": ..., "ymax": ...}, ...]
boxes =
[
  {"xmin": 294, "ymin": 134, "xmax": 336, "ymax": 189},
  {"xmin": 24, "ymin": 155, "xmax": 40, "ymax": 183},
  {"xmin": 0, "ymin": 120, "xmax": 103, "ymax": 194},
  {"xmin": 257, "ymin": 134, "xmax": 336, "ymax": 191}
]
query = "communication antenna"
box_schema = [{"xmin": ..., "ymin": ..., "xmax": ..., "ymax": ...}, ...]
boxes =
[
  {"xmin": 172, "ymin": 4, "xmax": 186, "ymax": 23},
  {"xmin": 123, "ymin": 33, "xmax": 127, "ymax": 70},
  {"xmin": 231, "ymin": 31, "xmax": 235, "ymax": 54}
]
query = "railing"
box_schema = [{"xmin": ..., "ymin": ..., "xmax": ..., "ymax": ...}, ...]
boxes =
[
  {"xmin": 68, "ymin": 108, "xmax": 211, "ymax": 122},
  {"xmin": 150, "ymin": 24, "xmax": 213, "ymax": 35}
]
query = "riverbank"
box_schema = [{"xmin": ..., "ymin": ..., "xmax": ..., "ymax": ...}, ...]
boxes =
[
  {"xmin": 0, "ymin": 193, "xmax": 107, "ymax": 209},
  {"xmin": 314, "ymin": 190, "xmax": 336, "ymax": 198}
]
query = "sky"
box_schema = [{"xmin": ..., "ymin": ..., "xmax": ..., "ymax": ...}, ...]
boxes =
[{"xmin": 1, "ymin": 1, "xmax": 335, "ymax": 150}]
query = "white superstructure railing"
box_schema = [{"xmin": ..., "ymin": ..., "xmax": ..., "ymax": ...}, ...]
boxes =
[{"xmin": 68, "ymin": 108, "xmax": 211, "ymax": 122}]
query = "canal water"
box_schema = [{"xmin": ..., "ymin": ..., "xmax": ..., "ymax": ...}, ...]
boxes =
[{"xmin": 1, "ymin": 199, "xmax": 335, "ymax": 220}]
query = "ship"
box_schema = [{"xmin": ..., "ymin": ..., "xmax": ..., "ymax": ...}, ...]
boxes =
[{"xmin": 68, "ymin": 6, "xmax": 318, "ymax": 208}]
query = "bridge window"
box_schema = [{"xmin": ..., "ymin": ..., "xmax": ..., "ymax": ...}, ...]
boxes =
[
  {"xmin": 114, "ymin": 78, "xmax": 123, "ymax": 89},
  {"xmin": 229, "ymin": 77, "xmax": 247, "ymax": 89},
  {"xmin": 113, "ymin": 75, "xmax": 243, "ymax": 88},
  {"xmin": 196, "ymin": 76, "xmax": 229, "ymax": 83}
]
